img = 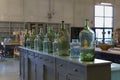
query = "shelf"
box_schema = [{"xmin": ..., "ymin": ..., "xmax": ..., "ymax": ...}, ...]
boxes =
[{"xmin": 0, "ymin": 21, "xmax": 24, "ymax": 40}]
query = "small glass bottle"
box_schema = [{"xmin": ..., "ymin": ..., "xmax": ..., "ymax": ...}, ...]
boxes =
[
  {"xmin": 79, "ymin": 19, "xmax": 95, "ymax": 61},
  {"xmin": 26, "ymin": 35, "xmax": 31, "ymax": 49},
  {"xmin": 38, "ymin": 28, "xmax": 44, "ymax": 51},
  {"xmin": 43, "ymin": 34, "xmax": 51, "ymax": 53},
  {"xmin": 70, "ymin": 39, "xmax": 80, "ymax": 58},
  {"xmin": 24, "ymin": 29, "xmax": 29, "ymax": 47},
  {"xmin": 47, "ymin": 25, "xmax": 55, "ymax": 53},
  {"xmin": 34, "ymin": 35, "xmax": 39, "ymax": 50},
  {"xmin": 53, "ymin": 33, "xmax": 59, "ymax": 56},
  {"xmin": 30, "ymin": 29, "xmax": 36, "ymax": 49},
  {"xmin": 58, "ymin": 21, "xmax": 70, "ymax": 56}
]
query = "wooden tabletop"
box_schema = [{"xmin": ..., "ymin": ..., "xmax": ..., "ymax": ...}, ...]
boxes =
[
  {"xmin": 4, "ymin": 42, "xmax": 20, "ymax": 46},
  {"xmin": 95, "ymin": 47, "xmax": 120, "ymax": 55}
]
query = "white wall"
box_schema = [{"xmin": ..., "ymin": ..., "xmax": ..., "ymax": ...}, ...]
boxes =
[
  {"xmin": 73, "ymin": 0, "xmax": 94, "ymax": 27},
  {"xmin": 23, "ymin": 0, "xmax": 120, "ymax": 28},
  {"xmin": 0, "ymin": 0, "xmax": 23, "ymax": 21},
  {"xmin": 0, "ymin": 0, "xmax": 120, "ymax": 29},
  {"xmin": 114, "ymin": 0, "xmax": 120, "ymax": 29},
  {"xmin": 23, "ymin": 0, "xmax": 74, "ymax": 23}
]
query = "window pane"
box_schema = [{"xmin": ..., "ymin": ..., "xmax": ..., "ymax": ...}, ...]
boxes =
[
  {"xmin": 95, "ymin": 5, "xmax": 104, "ymax": 16},
  {"xmin": 104, "ymin": 29, "xmax": 112, "ymax": 38},
  {"xmin": 95, "ymin": 17, "xmax": 103, "ymax": 27},
  {"xmin": 95, "ymin": 29, "xmax": 103, "ymax": 38},
  {"xmin": 105, "ymin": 39, "xmax": 112, "ymax": 44},
  {"xmin": 105, "ymin": 18, "xmax": 112, "ymax": 27},
  {"xmin": 96, "ymin": 39, "xmax": 103, "ymax": 43},
  {"xmin": 105, "ymin": 6, "xmax": 113, "ymax": 16}
]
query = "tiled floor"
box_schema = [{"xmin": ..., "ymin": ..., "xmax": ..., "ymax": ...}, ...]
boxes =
[{"xmin": 0, "ymin": 58, "xmax": 19, "ymax": 80}]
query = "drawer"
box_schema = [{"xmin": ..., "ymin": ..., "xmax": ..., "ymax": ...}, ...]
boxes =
[
  {"xmin": 28, "ymin": 51, "xmax": 35, "ymax": 57},
  {"xmin": 37, "ymin": 54, "xmax": 55, "ymax": 65},
  {"xmin": 34, "ymin": 52, "xmax": 39, "ymax": 58},
  {"xmin": 56, "ymin": 59, "xmax": 68, "ymax": 72},
  {"xmin": 67, "ymin": 63, "xmax": 85, "ymax": 76},
  {"xmin": 67, "ymin": 74, "xmax": 85, "ymax": 80},
  {"xmin": 43, "ymin": 55, "xmax": 55, "ymax": 65}
]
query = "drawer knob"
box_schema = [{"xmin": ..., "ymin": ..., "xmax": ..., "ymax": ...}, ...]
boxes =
[
  {"xmin": 73, "ymin": 68, "xmax": 78, "ymax": 72},
  {"xmin": 59, "ymin": 64, "xmax": 63, "ymax": 67},
  {"xmin": 39, "ymin": 57, "xmax": 42, "ymax": 59}
]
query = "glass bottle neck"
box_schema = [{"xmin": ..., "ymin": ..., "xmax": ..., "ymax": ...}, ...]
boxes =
[
  {"xmin": 32, "ymin": 29, "xmax": 35, "ymax": 34},
  {"xmin": 39, "ymin": 28, "xmax": 43, "ymax": 34},
  {"xmin": 47, "ymin": 25, "xmax": 53, "ymax": 32},
  {"xmin": 85, "ymin": 19, "xmax": 90, "ymax": 29},
  {"xmin": 54, "ymin": 34, "xmax": 59, "ymax": 42},
  {"xmin": 61, "ymin": 21, "xmax": 65, "ymax": 29}
]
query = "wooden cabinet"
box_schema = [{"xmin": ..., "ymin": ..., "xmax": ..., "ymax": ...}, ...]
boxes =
[
  {"xmin": 56, "ymin": 58, "xmax": 111, "ymax": 80},
  {"xmin": 19, "ymin": 47, "xmax": 111, "ymax": 80},
  {"xmin": 19, "ymin": 48, "xmax": 28, "ymax": 80}
]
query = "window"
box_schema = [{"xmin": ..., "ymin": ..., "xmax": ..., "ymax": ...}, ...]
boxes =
[{"xmin": 94, "ymin": 3, "xmax": 113, "ymax": 44}]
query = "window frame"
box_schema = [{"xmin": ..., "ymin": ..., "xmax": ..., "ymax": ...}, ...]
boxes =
[{"xmin": 94, "ymin": 3, "xmax": 114, "ymax": 44}]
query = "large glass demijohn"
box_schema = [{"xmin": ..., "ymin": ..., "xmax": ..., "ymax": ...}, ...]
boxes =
[{"xmin": 79, "ymin": 19, "xmax": 95, "ymax": 61}]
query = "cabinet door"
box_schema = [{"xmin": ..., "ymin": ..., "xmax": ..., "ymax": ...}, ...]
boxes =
[
  {"xmin": 24, "ymin": 52, "xmax": 28, "ymax": 80},
  {"xmin": 28, "ymin": 51, "xmax": 36, "ymax": 80},
  {"xmin": 35, "ymin": 62, "xmax": 44, "ymax": 80},
  {"xmin": 43, "ymin": 56, "xmax": 56, "ymax": 80},
  {"xmin": 19, "ymin": 49, "xmax": 24, "ymax": 80},
  {"xmin": 56, "ymin": 59, "xmax": 68, "ymax": 80},
  {"xmin": 57, "ymin": 72, "xmax": 67, "ymax": 80},
  {"xmin": 20, "ymin": 49, "xmax": 28, "ymax": 80},
  {"xmin": 35, "ymin": 53, "xmax": 44, "ymax": 80}
]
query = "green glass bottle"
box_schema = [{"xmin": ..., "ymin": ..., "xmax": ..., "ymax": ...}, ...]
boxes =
[
  {"xmin": 38, "ymin": 28, "xmax": 44, "ymax": 51},
  {"xmin": 34, "ymin": 35, "xmax": 39, "ymax": 50},
  {"xmin": 53, "ymin": 33, "xmax": 59, "ymax": 56},
  {"xmin": 24, "ymin": 29, "xmax": 29, "ymax": 47},
  {"xmin": 79, "ymin": 19, "xmax": 95, "ymax": 61},
  {"xmin": 43, "ymin": 34, "xmax": 51, "ymax": 53},
  {"xmin": 26, "ymin": 34, "xmax": 30, "ymax": 49},
  {"xmin": 30, "ymin": 29, "xmax": 36, "ymax": 49},
  {"xmin": 47, "ymin": 25, "xmax": 55, "ymax": 53},
  {"xmin": 58, "ymin": 21, "xmax": 70, "ymax": 56}
]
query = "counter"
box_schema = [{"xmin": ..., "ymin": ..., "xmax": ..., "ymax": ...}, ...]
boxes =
[
  {"xmin": 95, "ymin": 48, "xmax": 120, "ymax": 63},
  {"xmin": 19, "ymin": 47, "xmax": 111, "ymax": 80}
]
